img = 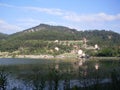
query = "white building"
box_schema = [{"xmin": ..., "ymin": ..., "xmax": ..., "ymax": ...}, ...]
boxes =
[
  {"xmin": 54, "ymin": 40, "xmax": 59, "ymax": 43},
  {"xmin": 78, "ymin": 49, "xmax": 83, "ymax": 55},
  {"xmin": 55, "ymin": 47, "xmax": 59, "ymax": 51},
  {"xmin": 95, "ymin": 44, "xmax": 99, "ymax": 50}
]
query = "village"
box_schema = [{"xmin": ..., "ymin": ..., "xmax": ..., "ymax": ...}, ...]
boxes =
[{"xmin": 0, "ymin": 38, "xmax": 100, "ymax": 59}]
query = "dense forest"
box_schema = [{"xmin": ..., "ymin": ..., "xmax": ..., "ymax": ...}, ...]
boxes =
[{"xmin": 0, "ymin": 24, "xmax": 120, "ymax": 57}]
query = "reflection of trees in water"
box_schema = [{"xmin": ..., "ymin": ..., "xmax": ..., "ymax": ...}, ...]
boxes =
[
  {"xmin": 1, "ymin": 59, "xmax": 120, "ymax": 90},
  {"xmin": 72, "ymin": 58, "xmax": 87, "ymax": 73},
  {"xmin": 72, "ymin": 58, "xmax": 103, "ymax": 89}
]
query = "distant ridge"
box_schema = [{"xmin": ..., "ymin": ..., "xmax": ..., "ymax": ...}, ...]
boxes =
[
  {"xmin": 23, "ymin": 24, "xmax": 76, "ymax": 33},
  {"xmin": 0, "ymin": 23, "xmax": 119, "ymax": 46},
  {"xmin": 8, "ymin": 24, "xmax": 78, "ymax": 40}
]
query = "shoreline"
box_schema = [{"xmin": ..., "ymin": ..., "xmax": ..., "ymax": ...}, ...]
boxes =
[{"xmin": 0, "ymin": 54, "xmax": 119, "ymax": 60}]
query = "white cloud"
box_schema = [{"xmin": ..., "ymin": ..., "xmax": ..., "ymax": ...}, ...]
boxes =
[
  {"xmin": 0, "ymin": 19, "xmax": 22, "ymax": 34},
  {"xmin": 0, "ymin": 3, "xmax": 16, "ymax": 8},
  {"xmin": 24, "ymin": 7, "xmax": 64, "ymax": 16},
  {"xmin": 23, "ymin": 6, "xmax": 120, "ymax": 22},
  {"xmin": 1, "ymin": 3, "xmax": 120, "ymax": 22},
  {"xmin": 21, "ymin": 5, "xmax": 120, "ymax": 23},
  {"xmin": 0, "ymin": 3, "xmax": 63, "ymax": 16},
  {"xmin": 0, "ymin": 3, "xmax": 120, "ymax": 33},
  {"xmin": 63, "ymin": 12, "xmax": 120, "ymax": 22}
]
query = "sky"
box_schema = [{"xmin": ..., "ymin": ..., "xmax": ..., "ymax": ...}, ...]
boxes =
[{"xmin": 0, "ymin": 0, "xmax": 120, "ymax": 34}]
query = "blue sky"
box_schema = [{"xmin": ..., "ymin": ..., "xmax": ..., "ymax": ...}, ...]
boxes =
[{"xmin": 0, "ymin": 0, "xmax": 120, "ymax": 34}]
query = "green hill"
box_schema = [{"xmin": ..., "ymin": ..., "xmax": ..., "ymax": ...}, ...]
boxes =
[
  {"xmin": 9, "ymin": 24, "xmax": 78, "ymax": 40},
  {"xmin": 7, "ymin": 24, "xmax": 120, "ymax": 46},
  {"xmin": 78, "ymin": 30, "xmax": 120, "ymax": 46},
  {"xmin": 0, "ymin": 24, "xmax": 120, "ymax": 56},
  {"xmin": 0, "ymin": 33, "xmax": 8, "ymax": 40}
]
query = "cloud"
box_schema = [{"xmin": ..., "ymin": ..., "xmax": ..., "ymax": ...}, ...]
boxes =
[
  {"xmin": 0, "ymin": 3, "xmax": 120, "ymax": 33},
  {"xmin": 0, "ymin": 3, "xmax": 16, "ymax": 8},
  {"xmin": 0, "ymin": 19, "xmax": 22, "ymax": 34},
  {"xmin": 1, "ymin": 3, "xmax": 120, "ymax": 23},
  {"xmin": 0, "ymin": 3, "xmax": 64, "ymax": 16},
  {"xmin": 22, "ymin": 6, "xmax": 120, "ymax": 22},
  {"xmin": 24, "ymin": 7, "xmax": 64, "ymax": 16},
  {"xmin": 63, "ymin": 13, "xmax": 120, "ymax": 22}
]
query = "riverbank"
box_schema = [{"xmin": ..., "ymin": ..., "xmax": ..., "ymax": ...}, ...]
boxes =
[
  {"xmin": 0, "ymin": 52, "xmax": 78, "ymax": 59},
  {"xmin": 0, "ymin": 53, "xmax": 119, "ymax": 60},
  {"xmin": 90, "ymin": 56, "xmax": 120, "ymax": 60}
]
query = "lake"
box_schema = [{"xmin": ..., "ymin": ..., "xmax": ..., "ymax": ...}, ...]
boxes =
[{"xmin": 0, "ymin": 58, "xmax": 120, "ymax": 90}]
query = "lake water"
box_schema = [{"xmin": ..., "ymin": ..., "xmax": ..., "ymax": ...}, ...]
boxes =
[
  {"xmin": 0, "ymin": 58, "xmax": 120, "ymax": 90},
  {"xmin": 0, "ymin": 58, "xmax": 55, "ymax": 65}
]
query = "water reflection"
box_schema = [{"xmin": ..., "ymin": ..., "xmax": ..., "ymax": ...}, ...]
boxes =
[
  {"xmin": 73, "ymin": 58, "xmax": 87, "ymax": 72},
  {"xmin": 73, "ymin": 58, "xmax": 86, "ymax": 67},
  {"xmin": 55, "ymin": 60, "xmax": 60, "ymax": 70},
  {"xmin": 55, "ymin": 64, "xmax": 59, "ymax": 70},
  {"xmin": 95, "ymin": 63, "xmax": 99, "ymax": 70},
  {"xmin": 79, "ymin": 60, "xmax": 83, "ymax": 66},
  {"xmin": 73, "ymin": 58, "xmax": 101, "ymax": 79},
  {"xmin": 74, "ymin": 58, "xmax": 100, "ymax": 70},
  {"xmin": 0, "ymin": 58, "xmax": 120, "ymax": 90}
]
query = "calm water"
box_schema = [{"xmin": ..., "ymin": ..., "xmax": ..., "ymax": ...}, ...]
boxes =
[
  {"xmin": 0, "ymin": 58, "xmax": 120, "ymax": 90},
  {"xmin": 0, "ymin": 58, "xmax": 55, "ymax": 65},
  {"xmin": 0, "ymin": 58, "xmax": 120, "ymax": 77}
]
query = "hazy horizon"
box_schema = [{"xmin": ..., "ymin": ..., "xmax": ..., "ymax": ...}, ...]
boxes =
[{"xmin": 1, "ymin": 23, "xmax": 120, "ymax": 35}]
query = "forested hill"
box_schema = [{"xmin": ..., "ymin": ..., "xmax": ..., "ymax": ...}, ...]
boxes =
[
  {"xmin": 6, "ymin": 24, "xmax": 120, "ymax": 43},
  {"xmin": 9, "ymin": 24, "xmax": 78, "ymax": 40},
  {"xmin": 0, "ymin": 33, "xmax": 8, "ymax": 40},
  {"xmin": 78, "ymin": 30, "xmax": 120, "ymax": 46},
  {"xmin": 0, "ymin": 24, "xmax": 120, "ymax": 55},
  {"xmin": 7, "ymin": 24, "xmax": 120, "ymax": 46}
]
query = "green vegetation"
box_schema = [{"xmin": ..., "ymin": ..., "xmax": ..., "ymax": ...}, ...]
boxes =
[
  {"xmin": 0, "ymin": 33, "xmax": 8, "ymax": 40},
  {"xmin": 0, "ymin": 24, "xmax": 120, "ymax": 90},
  {"xmin": 96, "ymin": 47, "xmax": 120, "ymax": 57},
  {"xmin": 0, "ymin": 24, "xmax": 120, "ymax": 57}
]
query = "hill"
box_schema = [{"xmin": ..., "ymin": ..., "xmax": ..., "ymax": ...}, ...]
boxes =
[
  {"xmin": 7, "ymin": 24, "xmax": 120, "ymax": 46},
  {"xmin": 78, "ymin": 30, "xmax": 120, "ymax": 46},
  {"xmin": 0, "ymin": 24, "xmax": 120, "ymax": 56},
  {"xmin": 9, "ymin": 24, "xmax": 78, "ymax": 40},
  {"xmin": 0, "ymin": 33, "xmax": 8, "ymax": 40}
]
